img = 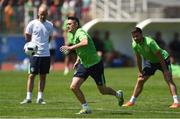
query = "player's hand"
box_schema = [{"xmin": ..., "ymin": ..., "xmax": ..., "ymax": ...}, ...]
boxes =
[
  {"xmin": 138, "ymin": 72, "xmax": 143, "ymax": 78},
  {"xmin": 60, "ymin": 46, "xmax": 70, "ymax": 54}
]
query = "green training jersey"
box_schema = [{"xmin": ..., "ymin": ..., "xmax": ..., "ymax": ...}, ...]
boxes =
[
  {"xmin": 132, "ymin": 36, "xmax": 169, "ymax": 63},
  {"xmin": 72, "ymin": 28, "xmax": 101, "ymax": 68},
  {"xmin": 63, "ymin": 19, "xmax": 74, "ymax": 44}
]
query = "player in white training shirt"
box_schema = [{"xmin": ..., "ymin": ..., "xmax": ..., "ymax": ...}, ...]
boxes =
[{"xmin": 20, "ymin": 5, "xmax": 53, "ymax": 104}]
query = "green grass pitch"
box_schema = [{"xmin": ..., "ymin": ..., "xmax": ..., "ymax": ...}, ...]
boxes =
[{"xmin": 0, "ymin": 68, "xmax": 180, "ymax": 118}]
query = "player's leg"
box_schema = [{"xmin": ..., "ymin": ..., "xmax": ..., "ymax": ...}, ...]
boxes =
[
  {"xmin": 70, "ymin": 77, "xmax": 92, "ymax": 114},
  {"xmin": 36, "ymin": 74, "xmax": 46, "ymax": 104},
  {"xmin": 38, "ymin": 74, "xmax": 46, "ymax": 93},
  {"xmin": 122, "ymin": 75, "xmax": 150, "ymax": 107},
  {"xmin": 164, "ymin": 75, "xmax": 180, "ymax": 108},
  {"xmin": 123, "ymin": 60, "xmax": 155, "ymax": 107},
  {"xmin": 162, "ymin": 58, "xmax": 179, "ymax": 108},
  {"xmin": 93, "ymin": 71, "xmax": 124, "ymax": 106},
  {"xmin": 90, "ymin": 60, "xmax": 116, "ymax": 95},
  {"xmin": 27, "ymin": 74, "xmax": 36, "ymax": 97},
  {"xmin": 71, "ymin": 63, "xmax": 91, "ymax": 114},
  {"xmin": 20, "ymin": 57, "xmax": 38, "ymax": 104},
  {"xmin": 70, "ymin": 77, "xmax": 86, "ymax": 104},
  {"xmin": 36, "ymin": 57, "xmax": 50, "ymax": 104},
  {"xmin": 20, "ymin": 74, "xmax": 36, "ymax": 104},
  {"xmin": 97, "ymin": 85, "xmax": 124, "ymax": 106},
  {"xmin": 90, "ymin": 60, "xmax": 124, "ymax": 106}
]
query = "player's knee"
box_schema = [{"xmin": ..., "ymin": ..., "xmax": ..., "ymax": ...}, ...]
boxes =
[
  {"xmin": 70, "ymin": 85, "xmax": 78, "ymax": 91},
  {"xmin": 28, "ymin": 74, "xmax": 35, "ymax": 80},
  {"xmin": 70, "ymin": 85, "xmax": 75, "ymax": 91},
  {"xmin": 137, "ymin": 77, "xmax": 145, "ymax": 84}
]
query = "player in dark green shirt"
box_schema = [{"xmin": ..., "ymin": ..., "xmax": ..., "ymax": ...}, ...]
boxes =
[
  {"xmin": 123, "ymin": 27, "xmax": 179, "ymax": 108},
  {"xmin": 60, "ymin": 17, "xmax": 124, "ymax": 114}
]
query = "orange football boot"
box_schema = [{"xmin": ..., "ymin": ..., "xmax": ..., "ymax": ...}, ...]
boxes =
[
  {"xmin": 122, "ymin": 102, "xmax": 135, "ymax": 107},
  {"xmin": 169, "ymin": 103, "xmax": 180, "ymax": 109}
]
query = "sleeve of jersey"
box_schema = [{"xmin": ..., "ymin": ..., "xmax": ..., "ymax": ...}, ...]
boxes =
[
  {"xmin": 78, "ymin": 30, "xmax": 88, "ymax": 41},
  {"xmin": 150, "ymin": 40, "xmax": 161, "ymax": 53},
  {"xmin": 25, "ymin": 22, "xmax": 33, "ymax": 34}
]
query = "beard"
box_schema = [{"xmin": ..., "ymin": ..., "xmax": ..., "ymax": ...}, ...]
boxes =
[{"xmin": 39, "ymin": 15, "xmax": 46, "ymax": 22}]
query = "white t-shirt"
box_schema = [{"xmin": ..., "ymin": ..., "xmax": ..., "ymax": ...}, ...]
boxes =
[{"xmin": 25, "ymin": 19, "xmax": 53, "ymax": 57}]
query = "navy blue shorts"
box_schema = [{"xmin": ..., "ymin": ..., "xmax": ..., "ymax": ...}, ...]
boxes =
[
  {"xmin": 142, "ymin": 57, "xmax": 171, "ymax": 76},
  {"xmin": 29, "ymin": 57, "xmax": 50, "ymax": 74},
  {"xmin": 74, "ymin": 60, "xmax": 106, "ymax": 86}
]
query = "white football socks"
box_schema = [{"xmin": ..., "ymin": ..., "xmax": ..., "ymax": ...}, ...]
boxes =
[
  {"xmin": 129, "ymin": 96, "xmax": 136, "ymax": 103},
  {"xmin": 37, "ymin": 92, "xmax": 43, "ymax": 100},
  {"xmin": 26, "ymin": 92, "xmax": 32, "ymax": 100},
  {"xmin": 116, "ymin": 91, "xmax": 121, "ymax": 98},
  {"xmin": 82, "ymin": 102, "xmax": 89, "ymax": 110},
  {"xmin": 173, "ymin": 95, "xmax": 179, "ymax": 104}
]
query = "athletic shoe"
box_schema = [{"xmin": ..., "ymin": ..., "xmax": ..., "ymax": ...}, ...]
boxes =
[
  {"xmin": 169, "ymin": 103, "xmax": 180, "ymax": 108},
  {"xmin": 116, "ymin": 90, "xmax": 124, "ymax": 106},
  {"xmin": 122, "ymin": 102, "xmax": 135, "ymax": 107},
  {"xmin": 76, "ymin": 108, "xmax": 92, "ymax": 114},
  {"xmin": 36, "ymin": 98, "xmax": 46, "ymax": 104},
  {"xmin": 20, "ymin": 99, "xmax": 31, "ymax": 104}
]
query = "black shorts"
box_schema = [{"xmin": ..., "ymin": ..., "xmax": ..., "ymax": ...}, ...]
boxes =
[
  {"xmin": 142, "ymin": 57, "xmax": 171, "ymax": 76},
  {"xmin": 50, "ymin": 49, "xmax": 56, "ymax": 57},
  {"xmin": 29, "ymin": 57, "xmax": 50, "ymax": 74},
  {"xmin": 74, "ymin": 60, "xmax": 106, "ymax": 86}
]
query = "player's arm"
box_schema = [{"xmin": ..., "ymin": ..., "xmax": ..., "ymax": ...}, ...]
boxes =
[
  {"xmin": 25, "ymin": 33, "xmax": 32, "ymax": 42},
  {"xmin": 75, "ymin": 56, "xmax": 80, "ymax": 63},
  {"xmin": 135, "ymin": 52, "xmax": 143, "ymax": 77},
  {"xmin": 155, "ymin": 50, "xmax": 171, "ymax": 79},
  {"xmin": 70, "ymin": 38, "xmax": 88, "ymax": 50},
  {"xmin": 61, "ymin": 38, "xmax": 88, "ymax": 52},
  {"xmin": 155, "ymin": 51, "xmax": 168, "ymax": 72},
  {"xmin": 150, "ymin": 41, "xmax": 170, "ymax": 77},
  {"xmin": 73, "ymin": 56, "xmax": 80, "ymax": 69},
  {"xmin": 155, "ymin": 50, "xmax": 171, "ymax": 80},
  {"xmin": 24, "ymin": 21, "xmax": 33, "ymax": 42}
]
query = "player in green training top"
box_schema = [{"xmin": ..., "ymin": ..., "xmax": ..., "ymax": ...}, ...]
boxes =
[
  {"xmin": 123, "ymin": 27, "xmax": 179, "ymax": 108},
  {"xmin": 60, "ymin": 17, "xmax": 124, "ymax": 114}
]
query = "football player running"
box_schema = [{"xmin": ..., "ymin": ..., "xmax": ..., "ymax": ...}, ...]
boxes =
[{"xmin": 60, "ymin": 17, "xmax": 124, "ymax": 114}]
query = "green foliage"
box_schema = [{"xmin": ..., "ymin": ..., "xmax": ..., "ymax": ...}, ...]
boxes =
[{"xmin": 0, "ymin": 68, "xmax": 180, "ymax": 118}]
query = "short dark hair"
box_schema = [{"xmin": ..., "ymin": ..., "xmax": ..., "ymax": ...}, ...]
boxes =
[
  {"xmin": 67, "ymin": 16, "xmax": 80, "ymax": 27},
  {"xmin": 132, "ymin": 27, "xmax": 142, "ymax": 34}
]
